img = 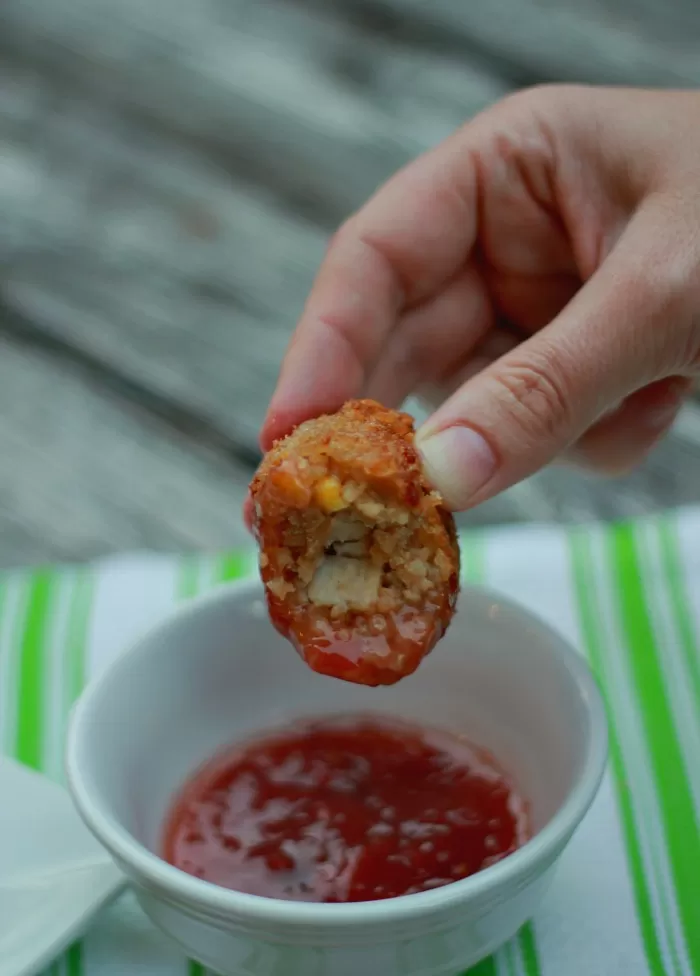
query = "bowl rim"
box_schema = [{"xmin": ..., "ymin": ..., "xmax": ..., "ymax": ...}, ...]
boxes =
[{"xmin": 66, "ymin": 578, "xmax": 608, "ymax": 929}]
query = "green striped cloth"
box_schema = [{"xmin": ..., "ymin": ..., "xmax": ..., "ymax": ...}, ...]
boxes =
[{"xmin": 1, "ymin": 509, "xmax": 699, "ymax": 976}]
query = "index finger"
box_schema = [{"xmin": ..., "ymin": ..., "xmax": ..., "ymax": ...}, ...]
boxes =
[{"xmin": 261, "ymin": 132, "xmax": 480, "ymax": 449}]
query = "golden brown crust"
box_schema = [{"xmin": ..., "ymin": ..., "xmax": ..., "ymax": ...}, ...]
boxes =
[
  {"xmin": 250, "ymin": 399, "xmax": 460, "ymax": 686},
  {"xmin": 251, "ymin": 400, "xmax": 426, "ymax": 514}
]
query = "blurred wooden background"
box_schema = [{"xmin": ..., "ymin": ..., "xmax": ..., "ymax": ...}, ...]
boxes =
[{"xmin": 1, "ymin": 0, "xmax": 700, "ymax": 568}]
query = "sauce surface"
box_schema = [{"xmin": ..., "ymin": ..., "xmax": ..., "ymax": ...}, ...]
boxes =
[
  {"xmin": 163, "ymin": 717, "xmax": 528, "ymax": 902},
  {"xmin": 283, "ymin": 602, "xmax": 446, "ymax": 687}
]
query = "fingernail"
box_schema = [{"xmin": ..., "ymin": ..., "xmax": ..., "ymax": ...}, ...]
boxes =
[{"xmin": 416, "ymin": 425, "xmax": 497, "ymax": 509}]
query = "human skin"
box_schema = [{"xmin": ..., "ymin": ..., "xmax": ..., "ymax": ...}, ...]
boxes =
[{"xmin": 256, "ymin": 86, "xmax": 700, "ymax": 512}]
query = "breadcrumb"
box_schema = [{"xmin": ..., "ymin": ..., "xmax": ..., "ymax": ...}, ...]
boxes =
[{"xmin": 250, "ymin": 399, "xmax": 460, "ymax": 686}]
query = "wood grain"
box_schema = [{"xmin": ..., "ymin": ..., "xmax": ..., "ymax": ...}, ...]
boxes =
[
  {"xmin": 1, "ymin": 0, "xmax": 699, "ymax": 566},
  {"xmin": 0, "ymin": 337, "xmax": 255, "ymax": 568}
]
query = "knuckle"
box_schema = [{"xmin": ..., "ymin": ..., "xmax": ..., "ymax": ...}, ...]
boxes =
[{"xmin": 491, "ymin": 357, "xmax": 573, "ymax": 442}]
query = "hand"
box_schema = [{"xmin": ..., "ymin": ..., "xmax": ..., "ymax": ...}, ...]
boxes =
[{"xmin": 261, "ymin": 85, "xmax": 700, "ymax": 510}]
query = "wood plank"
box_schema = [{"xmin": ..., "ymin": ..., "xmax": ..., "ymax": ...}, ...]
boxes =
[
  {"xmin": 300, "ymin": 0, "xmax": 700, "ymax": 87},
  {"xmin": 0, "ymin": 0, "xmax": 510, "ymax": 223},
  {"xmin": 1, "ymin": 0, "xmax": 700, "ymax": 569},
  {"xmin": 0, "ymin": 32, "xmax": 505, "ymax": 455},
  {"xmin": 0, "ymin": 336, "xmax": 255, "ymax": 568}
]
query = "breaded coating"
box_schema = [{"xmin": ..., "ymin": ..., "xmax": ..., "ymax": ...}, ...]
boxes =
[{"xmin": 250, "ymin": 400, "xmax": 460, "ymax": 686}]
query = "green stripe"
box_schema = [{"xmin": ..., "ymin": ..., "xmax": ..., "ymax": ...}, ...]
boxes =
[
  {"xmin": 609, "ymin": 521, "xmax": 700, "ymax": 970},
  {"xmin": 517, "ymin": 923, "xmax": 542, "ymax": 976},
  {"xmin": 0, "ymin": 575, "xmax": 10, "ymax": 754},
  {"xmin": 460, "ymin": 530, "xmax": 486, "ymax": 584},
  {"xmin": 569, "ymin": 529, "xmax": 665, "ymax": 975},
  {"xmin": 188, "ymin": 962, "xmax": 206, "ymax": 976},
  {"xmin": 501, "ymin": 941, "xmax": 517, "ymax": 976},
  {"xmin": 464, "ymin": 955, "xmax": 497, "ymax": 976},
  {"xmin": 15, "ymin": 571, "xmax": 53, "ymax": 770},
  {"xmin": 217, "ymin": 552, "xmax": 250, "ymax": 583},
  {"xmin": 12, "ymin": 572, "xmax": 92, "ymax": 974},
  {"xmin": 65, "ymin": 942, "xmax": 82, "ymax": 976},
  {"xmin": 657, "ymin": 516, "xmax": 700, "ymax": 713},
  {"xmin": 178, "ymin": 558, "xmax": 201, "ymax": 600}
]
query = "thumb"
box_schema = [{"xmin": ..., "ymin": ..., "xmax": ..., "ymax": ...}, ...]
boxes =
[{"xmin": 415, "ymin": 217, "xmax": 691, "ymax": 509}]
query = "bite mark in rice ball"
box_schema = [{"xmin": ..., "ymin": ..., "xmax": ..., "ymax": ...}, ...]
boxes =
[{"xmin": 250, "ymin": 400, "xmax": 460, "ymax": 686}]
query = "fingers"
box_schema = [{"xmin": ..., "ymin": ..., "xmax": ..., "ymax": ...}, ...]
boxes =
[
  {"xmin": 417, "ymin": 321, "xmax": 521, "ymax": 408},
  {"xmin": 486, "ymin": 270, "xmax": 580, "ymax": 335},
  {"xmin": 262, "ymin": 234, "xmax": 404, "ymax": 447},
  {"xmin": 567, "ymin": 377, "xmax": 692, "ymax": 474},
  {"xmin": 261, "ymin": 130, "xmax": 483, "ymax": 449},
  {"xmin": 415, "ymin": 204, "xmax": 695, "ymax": 510},
  {"xmin": 362, "ymin": 265, "xmax": 493, "ymax": 408},
  {"xmin": 362, "ymin": 266, "xmax": 579, "ymax": 416},
  {"xmin": 262, "ymin": 87, "xmax": 583, "ymax": 449}
]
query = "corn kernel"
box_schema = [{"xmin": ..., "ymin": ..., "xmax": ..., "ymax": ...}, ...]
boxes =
[{"xmin": 313, "ymin": 476, "xmax": 348, "ymax": 513}]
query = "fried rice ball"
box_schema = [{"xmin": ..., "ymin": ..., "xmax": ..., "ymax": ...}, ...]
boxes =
[{"xmin": 250, "ymin": 399, "xmax": 460, "ymax": 686}]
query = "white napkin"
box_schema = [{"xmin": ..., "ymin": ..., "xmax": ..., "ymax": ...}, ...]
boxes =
[{"xmin": 0, "ymin": 758, "xmax": 123, "ymax": 976}]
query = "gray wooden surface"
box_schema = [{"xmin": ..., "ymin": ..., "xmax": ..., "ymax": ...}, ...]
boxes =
[{"xmin": 1, "ymin": 0, "xmax": 700, "ymax": 568}]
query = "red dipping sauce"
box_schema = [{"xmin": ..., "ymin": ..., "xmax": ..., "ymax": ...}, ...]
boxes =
[{"xmin": 163, "ymin": 717, "xmax": 528, "ymax": 903}]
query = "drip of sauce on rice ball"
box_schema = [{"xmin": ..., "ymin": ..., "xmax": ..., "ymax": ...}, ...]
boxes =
[{"xmin": 250, "ymin": 400, "xmax": 460, "ymax": 686}]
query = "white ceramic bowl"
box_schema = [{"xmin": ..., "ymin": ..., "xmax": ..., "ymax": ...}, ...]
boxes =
[{"xmin": 67, "ymin": 580, "xmax": 607, "ymax": 976}]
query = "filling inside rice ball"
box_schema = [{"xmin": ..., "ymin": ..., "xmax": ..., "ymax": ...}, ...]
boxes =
[{"xmin": 251, "ymin": 400, "xmax": 460, "ymax": 686}]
